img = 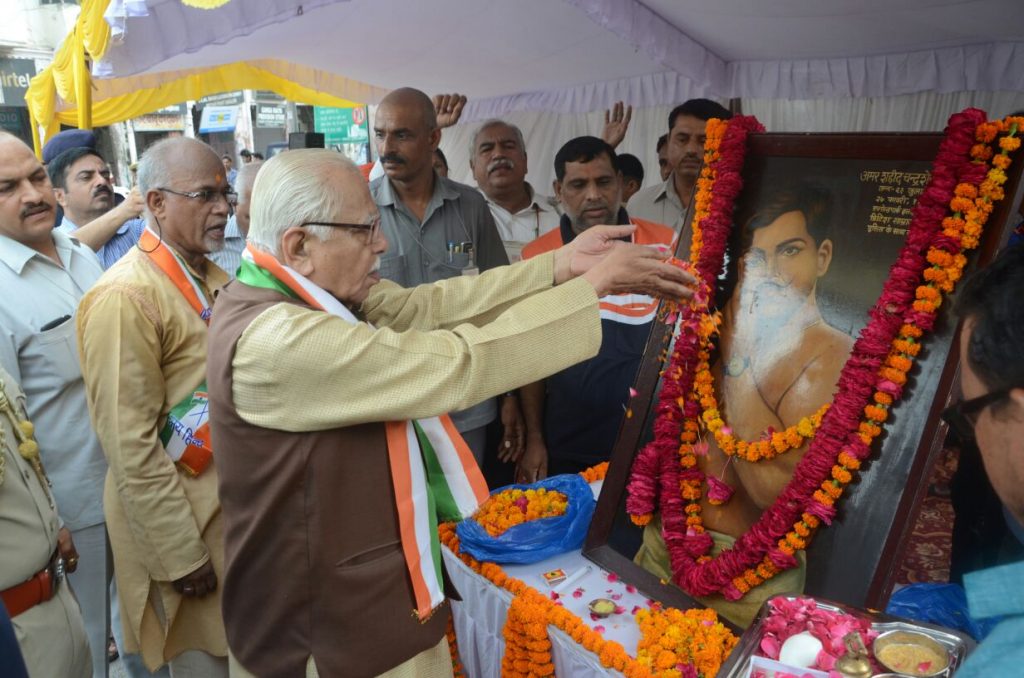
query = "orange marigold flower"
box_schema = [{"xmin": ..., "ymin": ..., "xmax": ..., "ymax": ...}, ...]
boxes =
[
  {"xmin": 802, "ymin": 513, "xmax": 821, "ymax": 529},
  {"xmin": 838, "ymin": 452, "xmax": 862, "ymax": 470},
  {"xmin": 864, "ymin": 405, "xmax": 889, "ymax": 423},
  {"xmin": 832, "ymin": 466, "xmax": 853, "ymax": 484},
  {"xmin": 975, "ymin": 124, "xmax": 998, "ymax": 143},
  {"xmin": 993, "ymin": 154, "xmax": 1012, "ymax": 170},
  {"xmin": 950, "ymin": 196, "xmax": 974, "ymax": 213},
  {"xmin": 875, "ymin": 391, "xmax": 894, "ymax": 405},
  {"xmin": 999, "ymin": 136, "xmax": 1021, "ymax": 152},
  {"xmin": 954, "ymin": 183, "xmax": 979, "ymax": 199},
  {"xmin": 823, "ymin": 482, "xmax": 843, "ymax": 500}
]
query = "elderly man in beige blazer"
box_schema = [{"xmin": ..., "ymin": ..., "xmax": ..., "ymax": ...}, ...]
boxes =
[
  {"xmin": 205, "ymin": 148, "xmax": 694, "ymax": 678},
  {"xmin": 77, "ymin": 137, "xmax": 232, "ymax": 674}
]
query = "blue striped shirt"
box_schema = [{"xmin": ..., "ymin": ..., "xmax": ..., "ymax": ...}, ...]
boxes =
[{"xmin": 57, "ymin": 216, "xmax": 145, "ymax": 269}]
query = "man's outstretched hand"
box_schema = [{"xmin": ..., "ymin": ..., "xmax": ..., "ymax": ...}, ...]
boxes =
[
  {"xmin": 583, "ymin": 243, "xmax": 695, "ymax": 300},
  {"xmin": 553, "ymin": 224, "xmax": 694, "ymax": 300}
]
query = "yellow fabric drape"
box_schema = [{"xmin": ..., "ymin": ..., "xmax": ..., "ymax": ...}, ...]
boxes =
[{"xmin": 24, "ymin": 0, "xmax": 368, "ymax": 156}]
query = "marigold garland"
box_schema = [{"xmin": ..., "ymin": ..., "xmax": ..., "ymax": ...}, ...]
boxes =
[
  {"xmin": 446, "ymin": 614, "xmax": 466, "ymax": 678},
  {"xmin": 440, "ymin": 521, "xmax": 655, "ymax": 678},
  {"xmin": 636, "ymin": 607, "xmax": 738, "ymax": 678},
  {"xmin": 444, "ymin": 462, "xmax": 664, "ymax": 678},
  {"xmin": 626, "ymin": 109, "xmax": 1020, "ymax": 601}
]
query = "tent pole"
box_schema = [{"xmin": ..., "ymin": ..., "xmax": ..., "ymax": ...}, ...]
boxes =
[
  {"xmin": 28, "ymin": 106, "xmax": 42, "ymax": 160},
  {"xmin": 74, "ymin": 43, "xmax": 93, "ymax": 130}
]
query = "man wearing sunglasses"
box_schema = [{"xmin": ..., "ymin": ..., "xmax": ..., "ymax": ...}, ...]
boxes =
[
  {"xmin": 946, "ymin": 243, "xmax": 1024, "ymax": 678},
  {"xmin": 77, "ymin": 137, "xmax": 232, "ymax": 675}
]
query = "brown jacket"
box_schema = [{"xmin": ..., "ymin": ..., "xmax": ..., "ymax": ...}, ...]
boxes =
[{"xmin": 208, "ymin": 283, "xmax": 448, "ymax": 678}]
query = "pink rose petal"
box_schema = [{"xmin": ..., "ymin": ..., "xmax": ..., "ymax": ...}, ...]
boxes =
[
  {"xmin": 606, "ymin": 573, "xmax": 619, "ymax": 583},
  {"xmin": 594, "ymin": 625, "xmax": 605, "ymax": 634}
]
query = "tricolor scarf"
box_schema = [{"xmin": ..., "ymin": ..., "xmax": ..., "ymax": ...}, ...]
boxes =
[
  {"xmin": 139, "ymin": 228, "xmax": 214, "ymax": 476},
  {"xmin": 237, "ymin": 244, "xmax": 489, "ymax": 620}
]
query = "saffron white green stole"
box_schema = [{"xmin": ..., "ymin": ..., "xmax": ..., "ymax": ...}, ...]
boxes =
[{"xmin": 238, "ymin": 244, "xmax": 489, "ymax": 620}]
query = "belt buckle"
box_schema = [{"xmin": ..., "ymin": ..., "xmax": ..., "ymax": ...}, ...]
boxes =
[{"xmin": 47, "ymin": 555, "xmax": 65, "ymax": 596}]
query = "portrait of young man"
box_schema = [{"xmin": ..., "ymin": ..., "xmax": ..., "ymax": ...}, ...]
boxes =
[{"xmin": 634, "ymin": 182, "xmax": 855, "ymax": 626}]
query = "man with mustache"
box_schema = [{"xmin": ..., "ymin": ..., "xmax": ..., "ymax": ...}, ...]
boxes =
[
  {"xmin": 47, "ymin": 146, "xmax": 146, "ymax": 269},
  {"xmin": 77, "ymin": 137, "xmax": 231, "ymax": 675},
  {"xmin": 0, "ymin": 131, "xmax": 109, "ymax": 676},
  {"xmin": 628, "ymin": 99, "xmax": 732, "ymax": 254},
  {"xmin": 516, "ymin": 136, "xmax": 675, "ymax": 481},
  {"xmin": 470, "ymin": 119, "xmax": 561, "ymax": 261},
  {"xmin": 371, "ymin": 87, "xmax": 510, "ymax": 467}
]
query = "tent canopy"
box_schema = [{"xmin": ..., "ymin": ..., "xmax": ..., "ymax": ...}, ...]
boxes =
[{"xmin": 26, "ymin": 0, "xmax": 1024, "ymax": 148}]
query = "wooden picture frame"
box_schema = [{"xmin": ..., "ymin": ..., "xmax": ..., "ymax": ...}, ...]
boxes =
[{"xmin": 584, "ymin": 130, "xmax": 1024, "ymax": 618}]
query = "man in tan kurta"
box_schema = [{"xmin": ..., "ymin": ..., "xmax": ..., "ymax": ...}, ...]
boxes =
[
  {"xmin": 77, "ymin": 138, "xmax": 232, "ymax": 673},
  {"xmin": 207, "ymin": 149, "xmax": 694, "ymax": 678},
  {"xmin": 0, "ymin": 365, "xmax": 91, "ymax": 676}
]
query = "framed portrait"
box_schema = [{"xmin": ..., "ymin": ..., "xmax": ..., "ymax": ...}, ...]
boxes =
[{"xmin": 584, "ymin": 123, "xmax": 1024, "ymax": 627}]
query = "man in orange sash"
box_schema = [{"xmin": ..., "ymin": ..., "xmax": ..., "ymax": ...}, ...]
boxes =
[
  {"xmin": 205, "ymin": 148, "xmax": 694, "ymax": 677},
  {"xmin": 77, "ymin": 138, "xmax": 231, "ymax": 674},
  {"xmin": 516, "ymin": 137, "xmax": 675, "ymax": 482}
]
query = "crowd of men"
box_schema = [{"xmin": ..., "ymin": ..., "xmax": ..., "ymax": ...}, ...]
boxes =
[{"xmin": 0, "ymin": 87, "xmax": 1021, "ymax": 678}]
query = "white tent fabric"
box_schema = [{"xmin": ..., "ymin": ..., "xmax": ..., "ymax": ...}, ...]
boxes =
[
  {"xmin": 441, "ymin": 89, "xmax": 1024, "ymax": 195},
  {"xmin": 94, "ymin": 0, "xmax": 1024, "ymax": 109},
  {"xmin": 86, "ymin": 0, "xmax": 1024, "ymax": 192}
]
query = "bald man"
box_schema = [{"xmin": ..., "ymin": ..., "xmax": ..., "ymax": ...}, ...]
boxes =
[
  {"xmin": 370, "ymin": 87, "xmax": 512, "ymax": 466},
  {"xmin": 77, "ymin": 137, "xmax": 232, "ymax": 674}
]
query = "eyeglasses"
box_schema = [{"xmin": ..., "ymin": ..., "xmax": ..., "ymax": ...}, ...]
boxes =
[
  {"xmin": 941, "ymin": 389, "xmax": 1009, "ymax": 440},
  {"xmin": 300, "ymin": 219, "xmax": 382, "ymax": 244},
  {"xmin": 159, "ymin": 187, "xmax": 238, "ymax": 213}
]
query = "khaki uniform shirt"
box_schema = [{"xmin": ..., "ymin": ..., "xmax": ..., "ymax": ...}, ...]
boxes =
[
  {"xmin": 0, "ymin": 366, "xmax": 90, "ymax": 677},
  {"xmin": 0, "ymin": 366, "xmax": 59, "ymax": 589},
  {"xmin": 76, "ymin": 246, "xmax": 229, "ymax": 669}
]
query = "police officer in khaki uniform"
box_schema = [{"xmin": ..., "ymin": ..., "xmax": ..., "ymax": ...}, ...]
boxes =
[{"xmin": 0, "ymin": 365, "xmax": 91, "ymax": 676}]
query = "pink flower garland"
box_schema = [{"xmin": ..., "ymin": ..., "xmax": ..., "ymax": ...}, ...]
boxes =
[{"xmin": 627, "ymin": 108, "xmax": 996, "ymax": 600}]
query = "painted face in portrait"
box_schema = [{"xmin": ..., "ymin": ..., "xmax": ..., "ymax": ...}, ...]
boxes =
[{"xmin": 738, "ymin": 209, "xmax": 833, "ymax": 327}]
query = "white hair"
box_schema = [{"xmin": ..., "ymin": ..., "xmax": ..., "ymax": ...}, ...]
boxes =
[
  {"xmin": 136, "ymin": 137, "xmax": 220, "ymax": 223},
  {"xmin": 247, "ymin": 149, "xmax": 362, "ymax": 256},
  {"xmin": 235, "ymin": 160, "xmax": 263, "ymax": 206},
  {"xmin": 469, "ymin": 119, "xmax": 526, "ymax": 168}
]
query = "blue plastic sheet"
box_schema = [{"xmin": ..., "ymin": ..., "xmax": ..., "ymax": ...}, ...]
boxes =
[
  {"xmin": 886, "ymin": 583, "xmax": 1000, "ymax": 641},
  {"xmin": 456, "ymin": 474, "xmax": 596, "ymax": 564}
]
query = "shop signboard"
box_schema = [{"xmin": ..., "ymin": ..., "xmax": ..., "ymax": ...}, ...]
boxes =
[
  {"xmin": 313, "ymin": 105, "xmax": 369, "ymax": 145},
  {"xmin": 0, "ymin": 57, "xmax": 37, "ymax": 106},
  {"xmin": 199, "ymin": 90, "xmax": 244, "ymax": 107},
  {"xmin": 256, "ymin": 104, "xmax": 286, "ymax": 128}
]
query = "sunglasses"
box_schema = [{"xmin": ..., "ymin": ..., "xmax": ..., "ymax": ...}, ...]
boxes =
[{"xmin": 941, "ymin": 389, "xmax": 1009, "ymax": 440}]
